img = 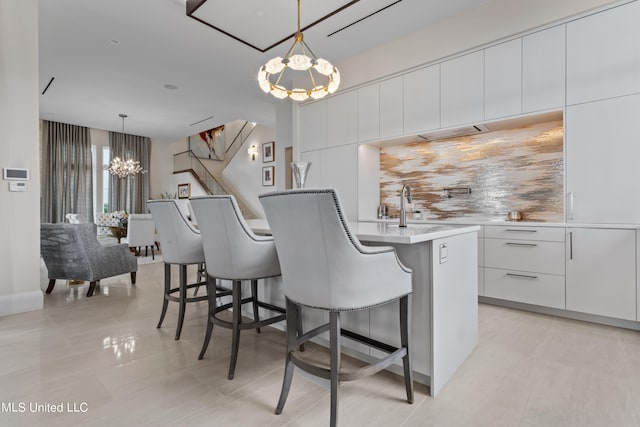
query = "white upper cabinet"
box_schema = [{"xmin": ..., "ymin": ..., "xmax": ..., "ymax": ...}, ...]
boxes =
[
  {"xmin": 379, "ymin": 76, "xmax": 404, "ymax": 139},
  {"xmin": 327, "ymin": 91, "xmax": 358, "ymax": 148},
  {"xmin": 357, "ymin": 84, "xmax": 380, "ymax": 142},
  {"xmin": 320, "ymin": 144, "xmax": 358, "ymax": 220},
  {"xmin": 567, "ymin": 1, "xmax": 640, "ymax": 105},
  {"xmin": 485, "ymin": 39, "xmax": 522, "ymax": 120},
  {"xmin": 566, "ymin": 93, "xmax": 640, "ymax": 224},
  {"xmin": 298, "ymin": 100, "xmax": 327, "ymax": 152},
  {"xmin": 403, "ymin": 64, "xmax": 440, "ymax": 135},
  {"xmin": 523, "ymin": 25, "xmax": 566, "ymax": 113},
  {"xmin": 441, "ymin": 51, "xmax": 484, "ymax": 128}
]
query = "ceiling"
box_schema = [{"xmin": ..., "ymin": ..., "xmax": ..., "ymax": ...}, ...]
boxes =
[{"xmin": 39, "ymin": 0, "xmax": 490, "ymax": 139}]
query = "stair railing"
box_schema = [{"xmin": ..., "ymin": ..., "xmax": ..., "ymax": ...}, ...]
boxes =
[{"xmin": 173, "ymin": 150, "xmax": 226, "ymax": 195}]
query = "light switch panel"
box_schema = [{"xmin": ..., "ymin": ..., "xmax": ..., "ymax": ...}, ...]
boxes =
[{"xmin": 439, "ymin": 243, "xmax": 448, "ymax": 264}]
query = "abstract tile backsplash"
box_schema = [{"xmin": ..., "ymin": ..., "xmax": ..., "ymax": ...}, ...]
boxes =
[{"xmin": 379, "ymin": 120, "xmax": 564, "ymax": 222}]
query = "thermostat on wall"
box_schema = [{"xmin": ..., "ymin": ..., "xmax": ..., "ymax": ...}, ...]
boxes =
[
  {"xmin": 9, "ymin": 181, "xmax": 27, "ymax": 192},
  {"xmin": 3, "ymin": 168, "xmax": 29, "ymax": 180}
]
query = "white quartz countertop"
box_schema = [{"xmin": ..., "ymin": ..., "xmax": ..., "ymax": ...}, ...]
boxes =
[
  {"xmin": 360, "ymin": 218, "xmax": 640, "ymax": 230},
  {"xmin": 247, "ymin": 219, "xmax": 480, "ymax": 245},
  {"xmin": 347, "ymin": 222, "xmax": 480, "ymax": 244}
]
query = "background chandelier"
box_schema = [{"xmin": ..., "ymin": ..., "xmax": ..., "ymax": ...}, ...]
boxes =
[
  {"xmin": 258, "ymin": 0, "xmax": 340, "ymax": 101},
  {"xmin": 107, "ymin": 114, "xmax": 146, "ymax": 178}
]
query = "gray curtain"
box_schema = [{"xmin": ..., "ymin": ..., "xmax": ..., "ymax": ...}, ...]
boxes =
[
  {"xmin": 41, "ymin": 120, "xmax": 93, "ymax": 223},
  {"xmin": 108, "ymin": 132, "xmax": 151, "ymax": 214}
]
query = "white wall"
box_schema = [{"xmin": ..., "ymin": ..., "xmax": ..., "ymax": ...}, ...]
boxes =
[
  {"xmin": 223, "ymin": 125, "xmax": 276, "ymax": 218},
  {"xmin": 337, "ymin": 0, "xmax": 618, "ymax": 90},
  {"xmin": 0, "ymin": 0, "xmax": 42, "ymax": 315},
  {"xmin": 149, "ymin": 137, "xmax": 207, "ymax": 216}
]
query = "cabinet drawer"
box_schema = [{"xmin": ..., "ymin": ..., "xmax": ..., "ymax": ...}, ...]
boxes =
[
  {"xmin": 485, "ymin": 225, "xmax": 565, "ymax": 242},
  {"xmin": 485, "ymin": 268, "xmax": 565, "ymax": 309},
  {"xmin": 485, "ymin": 239, "xmax": 565, "ymax": 275}
]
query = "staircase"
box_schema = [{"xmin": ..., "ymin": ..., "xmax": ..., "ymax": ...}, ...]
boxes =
[{"xmin": 173, "ymin": 121, "xmax": 258, "ymax": 218}]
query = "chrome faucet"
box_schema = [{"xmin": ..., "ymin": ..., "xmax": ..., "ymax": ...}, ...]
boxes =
[{"xmin": 399, "ymin": 184, "xmax": 412, "ymax": 227}]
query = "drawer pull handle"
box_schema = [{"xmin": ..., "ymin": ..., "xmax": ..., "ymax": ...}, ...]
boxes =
[
  {"xmin": 569, "ymin": 231, "xmax": 573, "ymax": 260},
  {"xmin": 505, "ymin": 229, "xmax": 537, "ymax": 232},
  {"xmin": 505, "ymin": 242, "xmax": 538, "ymax": 247},
  {"xmin": 506, "ymin": 273, "xmax": 538, "ymax": 280}
]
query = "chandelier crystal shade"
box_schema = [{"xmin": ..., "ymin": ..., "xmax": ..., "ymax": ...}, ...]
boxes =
[
  {"xmin": 257, "ymin": 0, "xmax": 340, "ymax": 101},
  {"xmin": 106, "ymin": 114, "xmax": 147, "ymax": 178},
  {"xmin": 108, "ymin": 157, "xmax": 146, "ymax": 179}
]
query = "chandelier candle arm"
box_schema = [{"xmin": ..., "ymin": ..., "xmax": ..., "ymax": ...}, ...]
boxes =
[{"xmin": 257, "ymin": 0, "xmax": 340, "ymax": 101}]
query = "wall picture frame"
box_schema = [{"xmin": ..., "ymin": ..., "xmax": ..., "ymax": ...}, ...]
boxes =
[
  {"xmin": 262, "ymin": 141, "xmax": 274, "ymax": 163},
  {"xmin": 189, "ymin": 125, "xmax": 225, "ymax": 160},
  {"xmin": 262, "ymin": 166, "xmax": 274, "ymax": 186},
  {"xmin": 177, "ymin": 183, "xmax": 191, "ymax": 199}
]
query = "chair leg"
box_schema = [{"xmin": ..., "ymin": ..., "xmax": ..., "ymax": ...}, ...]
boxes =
[
  {"xmin": 87, "ymin": 281, "xmax": 97, "ymax": 297},
  {"xmin": 46, "ymin": 279, "xmax": 56, "ymax": 294},
  {"xmin": 276, "ymin": 298, "xmax": 298, "ymax": 415},
  {"xmin": 400, "ymin": 294, "xmax": 414, "ymax": 404},
  {"xmin": 228, "ymin": 280, "xmax": 242, "ymax": 380},
  {"xmin": 157, "ymin": 263, "xmax": 170, "ymax": 329},
  {"xmin": 151, "ymin": 246, "xmax": 154, "ymax": 260},
  {"xmin": 297, "ymin": 304, "xmax": 305, "ymax": 352},
  {"xmin": 329, "ymin": 311, "xmax": 341, "ymax": 427},
  {"xmin": 194, "ymin": 263, "xmax": 204, "ymax": 296},
  {"xmin": 175, "ymin": 264, "xmax": 188, "ymax": 340},
  {"xmin": 199, "ymin": 276, "xmax": 217, "ymax": 360},
  {"xmin": 251, "ymin": 279, "xmax": 261, "ymax": 333},
  {"xmin": 130, "ymin": 271, "xmax": 137, "ymax": 285}
]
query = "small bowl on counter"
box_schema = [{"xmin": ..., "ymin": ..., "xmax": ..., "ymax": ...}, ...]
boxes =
[{"xmin": 507, "ymin": 211, "xmax": 523, "ymax": 221}]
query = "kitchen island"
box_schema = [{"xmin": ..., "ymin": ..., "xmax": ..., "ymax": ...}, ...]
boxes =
[{"xmin": 248, "ymin": 220, "xmax": 480, "ymax": 396}]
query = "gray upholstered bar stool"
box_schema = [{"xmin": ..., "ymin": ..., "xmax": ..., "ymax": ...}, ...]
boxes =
[
  {"xmin": 260, "ymin": 188, "xmax": 414, "ymax": 427},
  {"xmin": 190, "ymin": 195, "xmax": 286, "ymax": 380},
  {"xmin": 147, "ymin": 199, "xmax": 217, "ymax": 340}
]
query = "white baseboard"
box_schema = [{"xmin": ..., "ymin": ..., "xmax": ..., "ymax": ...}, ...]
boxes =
[{"xmin": 0, "ymin": 291, "xmax": 43, "ymax": 317}]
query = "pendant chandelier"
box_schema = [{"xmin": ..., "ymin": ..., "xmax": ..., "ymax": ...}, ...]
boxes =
[
  {"xmin": 257, "ymin": 0, "xmax": 340, "ymax": 101},
  {"xmin": 107, "ymin": 114, "xmax": 146, "ymax": 178}
]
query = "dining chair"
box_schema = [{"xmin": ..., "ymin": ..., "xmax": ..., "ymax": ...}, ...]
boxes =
[
  {"xmin": 259, "ymin": 188, "xmax": 414, "ymax": 427},
  {"xmin": 124, "ymin": 213, "xmax": 157, "ymax": 259},
  {"xmin": 190, "ymin": 195, "xmax": 286, "ymax": 380}
]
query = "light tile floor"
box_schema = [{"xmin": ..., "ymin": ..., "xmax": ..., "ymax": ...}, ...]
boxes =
[{"xmin": 1, "ymin": 261, "xmax": 640, "ymax": 426}]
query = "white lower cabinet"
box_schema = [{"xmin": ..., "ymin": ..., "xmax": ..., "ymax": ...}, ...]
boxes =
[
  {"xmin": 485, "ymin": 268, "xmax": 565, "ymax": 309},
  {"xmin": 566, "ymin": 227, "xmax": 636, "ymax": 321},
  {"xmin": 484, "ymin": 225, "xmax": 565, "ymax": 309}
]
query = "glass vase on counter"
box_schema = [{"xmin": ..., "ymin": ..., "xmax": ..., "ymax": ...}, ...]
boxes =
[{"xmin": 290, "ymin": 161, "xmax": 311, "ymax": 189}]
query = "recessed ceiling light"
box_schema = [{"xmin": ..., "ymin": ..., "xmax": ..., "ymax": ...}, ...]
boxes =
[
  {"xmin": 163, "ymin": 83, "xmax": 178, "ymax": 90},
  {"xmin": 109, "ymin": 39, "xmax": 120, "ymax": 45}
]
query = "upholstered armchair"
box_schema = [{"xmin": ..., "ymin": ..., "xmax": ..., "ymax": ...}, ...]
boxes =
[{"xmin": 40, "ymin": 223, "xmax": 138, "ymax": 297}]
